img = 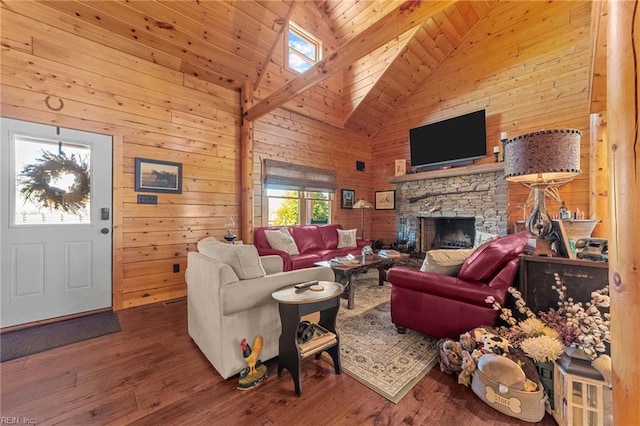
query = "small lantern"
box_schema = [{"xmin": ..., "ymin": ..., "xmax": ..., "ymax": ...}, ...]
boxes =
[
  {"xmin": 536, "ymin": 361, "xmax": 555, "ymax": 412},
  {"xmin": 553, "ymin": 347, "xmax": 609, "ymax": 426}
]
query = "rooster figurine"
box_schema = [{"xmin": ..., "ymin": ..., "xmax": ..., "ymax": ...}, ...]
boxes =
[{"xmin": 237, "ymin": 335, "xmax": 268, "ymax": 390}]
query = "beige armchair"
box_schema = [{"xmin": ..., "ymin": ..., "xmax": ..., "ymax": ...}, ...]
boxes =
[{"xmin": 186, "ymin": 237, "xmax": 335, "ymax": 379}]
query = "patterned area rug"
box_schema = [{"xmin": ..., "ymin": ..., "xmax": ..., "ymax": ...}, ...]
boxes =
[{"xmin": 334, "ymin": 271, "xmax": 439, "ymax": 403}]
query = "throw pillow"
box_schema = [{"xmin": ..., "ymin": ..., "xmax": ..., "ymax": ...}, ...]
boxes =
[
  {"xmin": 200, "ymin": 243, "xmax": 266, "ymax": 280},
  {"xmin": 197, "ymin": 236, "xmax": 224, "ymax": 254},
  {"xmin": 337, "ymin": 228, "xmax": 357, "ymax": 248},
  {"xmin": 264, "ymin": 227, "xmax": 300, "ymax": 255},
  {"xmin": 474, "ymin": 231, "xmax": 499, "ymax": 248},
  {"xmin": 420, "ymin": 248, "xmax": 475, "ymax": 275}
]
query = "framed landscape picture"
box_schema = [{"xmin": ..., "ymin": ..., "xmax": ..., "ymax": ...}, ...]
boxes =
[
  {"xmin": 135, "ymin": 158, "xmax": 182, "ymax": 193},
  {"xmin": 341, "ymin": 189, "xmax": 355, "ymax": 208},
  {"xmin": 375, "ymin": 190, "xmax": 395, "ymax": 210}
]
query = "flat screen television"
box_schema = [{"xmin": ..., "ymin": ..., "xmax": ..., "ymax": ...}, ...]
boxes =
[{"xmin": 409, "ymin": 109, "xmax": 487, "ymax": 170}]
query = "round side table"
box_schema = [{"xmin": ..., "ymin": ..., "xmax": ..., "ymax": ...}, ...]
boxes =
[{"xmin": 271, "ymin": 281, "xmax": 343, "ymax": 396}]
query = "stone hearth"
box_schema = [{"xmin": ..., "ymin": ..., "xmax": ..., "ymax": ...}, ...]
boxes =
[{"xmin": 390, "ymin": 163, "xmax": 507, "ymax": 253}]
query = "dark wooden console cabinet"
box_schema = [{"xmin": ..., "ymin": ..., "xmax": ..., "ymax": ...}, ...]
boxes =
[{"xmin": 518, "ymin": 255, "xmax": 609, "ymax": 315}]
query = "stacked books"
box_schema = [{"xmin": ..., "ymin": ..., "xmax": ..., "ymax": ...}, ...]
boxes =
[
  {"xmin": 378, "ymin": 249, "xmax": 402, "ymax": 258},
  {"xmin": 297, "ymin": 323, "xmax": 337, "ymax": 356}
]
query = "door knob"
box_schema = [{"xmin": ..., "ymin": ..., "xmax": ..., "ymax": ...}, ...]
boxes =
[{"xmin": 101, "ymin": 228, "xmax": 110, "ymax": 234}]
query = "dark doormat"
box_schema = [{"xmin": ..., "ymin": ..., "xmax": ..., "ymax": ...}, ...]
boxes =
[{"xmin": 1, "ymin": 311, "xmax": 121, "ymax": 362}]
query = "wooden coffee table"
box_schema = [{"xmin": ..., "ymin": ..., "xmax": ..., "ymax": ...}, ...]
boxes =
[
  {"xmin": 376, "ymin": 253, "xmax": 411, "ymax": 283},
  {"xmin": 314, "ymin": 254, "xmax": 409, "ymax": 309}
]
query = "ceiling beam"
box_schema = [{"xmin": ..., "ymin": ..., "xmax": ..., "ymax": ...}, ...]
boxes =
[{"xmin": 244, "ymin": 0, "xmax": 456, "ymax": 122}]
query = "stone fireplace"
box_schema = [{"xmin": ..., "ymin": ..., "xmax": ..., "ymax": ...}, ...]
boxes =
[{"xmin": 391, "ymin": 163, "xmax": 507, "ymax": 253}]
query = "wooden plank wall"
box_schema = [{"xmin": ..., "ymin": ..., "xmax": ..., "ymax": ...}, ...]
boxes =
[
  {"xmin": 342, "ymin": 29, "xmax": 415, "ymax": 126},
  {"xmin": 1, "ymin": 1, "xmax": 597, "ymax": 309},
  {"xmin": 0, "ymin": 1, "xmax": 373, "ymax": 310},
  {"xmin": 370, "ymin": 1, "xmax": 594, "ymax": 243},
  {"xmin": 0, "ymin": 4, "xmax": 241, "ymax": 309},
  {"xmin": 254, "ymin": 3, "xmax": 345, "ymax": 128},
  {"xmin": 252, "ymin": 2, "xmax": 373, "ymax": 234},
  {"xmin": 253, "ymin": 109, "xmax": 372, "ymax": 233}
]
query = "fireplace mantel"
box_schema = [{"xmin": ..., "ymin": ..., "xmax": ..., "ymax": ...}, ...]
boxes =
[{"xmin": 389, "ymin": 162, "xmax": 504, "ymax": 184}]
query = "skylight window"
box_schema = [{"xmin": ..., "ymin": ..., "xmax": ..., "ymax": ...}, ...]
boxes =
[{"xmin": 287, "ymin": 21, "xmax": 322, "ymax": 73}]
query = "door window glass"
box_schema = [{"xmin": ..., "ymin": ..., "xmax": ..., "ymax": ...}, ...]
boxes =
[{"xmin": 12, "ymin": 135, "xmax": 91, "ymax": 225}]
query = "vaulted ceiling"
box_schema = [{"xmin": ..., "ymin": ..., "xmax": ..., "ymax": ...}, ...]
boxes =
[{"xmin": 35, "ymin": 1, "xmax": 603, "ymax": 138}]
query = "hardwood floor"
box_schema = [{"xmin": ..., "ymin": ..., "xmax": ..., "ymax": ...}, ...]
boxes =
[{"xmin": 0, "ymin": 299, "xmax": 557, "ymax": 425}]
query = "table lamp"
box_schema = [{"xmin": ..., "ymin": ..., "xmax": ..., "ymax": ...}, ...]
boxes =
[
  {"xmin": 503, "ymin": 129, "xmax": 581, "ymax": 256},
  {"xmin": 223, "ymin": 216, "xmax": 237, "ymax": 243},
  {"xmin": 353, "ymin": 199, "xmax": 373, "ymax": 239}
]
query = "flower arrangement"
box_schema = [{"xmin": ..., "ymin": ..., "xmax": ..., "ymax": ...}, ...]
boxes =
[
  {"xmin": 519, "ymin": 334, "xmax": 564, "ymax": 363},
  {"xmin": 486, "ymin": 272, "xmax": 611, "ymax": 361}
]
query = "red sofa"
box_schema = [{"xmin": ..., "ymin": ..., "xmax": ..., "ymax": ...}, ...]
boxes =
[
  {"xmin": 386, "ymin": 232, "xmax": 529, "ymax": 338},
  {"xmin": 254, "ymin": 224, "xmax": 371, "ymax": 271}
]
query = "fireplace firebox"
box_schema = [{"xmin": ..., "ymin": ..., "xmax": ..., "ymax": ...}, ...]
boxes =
[{"xmin": 419, "ymin": 217, "xmax": 475, "ymax": 251}]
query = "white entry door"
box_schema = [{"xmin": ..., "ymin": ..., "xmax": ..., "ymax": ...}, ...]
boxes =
[{"xmin": 1, "ymin": 118, "xmax": 113, "ymax": 327}]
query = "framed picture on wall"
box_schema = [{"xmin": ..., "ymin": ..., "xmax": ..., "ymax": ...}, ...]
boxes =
[
  {"xmin": 375, "ymin": 190, "xmax": 395, "ymax": 210},
  {"xmin": 135, "ymin": 158, "xmax": 182, "ymax": 193},
  {"xmin": 341, "ymin": 189, "xmax": 355, "ymax": 208}
]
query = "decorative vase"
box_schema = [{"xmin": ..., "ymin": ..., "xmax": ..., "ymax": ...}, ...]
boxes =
[{"xmin": 361, "ymin": 245, "xmax": 373, "ymax": 263}]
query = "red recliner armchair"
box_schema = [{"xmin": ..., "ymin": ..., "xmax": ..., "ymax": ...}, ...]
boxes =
[{"xmin": 386, "ymin": 232, "xmax": 529, "ymax": 338}]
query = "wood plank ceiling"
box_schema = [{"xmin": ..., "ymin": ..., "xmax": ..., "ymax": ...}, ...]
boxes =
[{"xmin": 33, "ymin": 1, "xmax": 601, "ymax": 138}]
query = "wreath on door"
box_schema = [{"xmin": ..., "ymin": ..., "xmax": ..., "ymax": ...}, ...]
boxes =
[{"xmin": 18, "ymin": 151, "xmax": 90, "ymax": 213}]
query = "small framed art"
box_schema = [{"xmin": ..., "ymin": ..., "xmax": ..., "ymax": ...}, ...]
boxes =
[
  {"xmin": 395, "ymin": 159, "xmax": 406, "ymax": 176},
  {"xmin": 341, "ymin": 189, "xmax": 355, "ymax": 209},
  {"xmin": 135, "ymin": 158, "xmax": 182, "ymax": 193},
  {"xmin": 375, "ymin": 190, "xmax": 395, "ymax": 210}
]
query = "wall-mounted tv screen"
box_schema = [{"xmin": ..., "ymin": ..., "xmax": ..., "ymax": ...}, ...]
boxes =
[{"xmin": 409, "ymin": 109, "xmax": 487, "ymax": 170}]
